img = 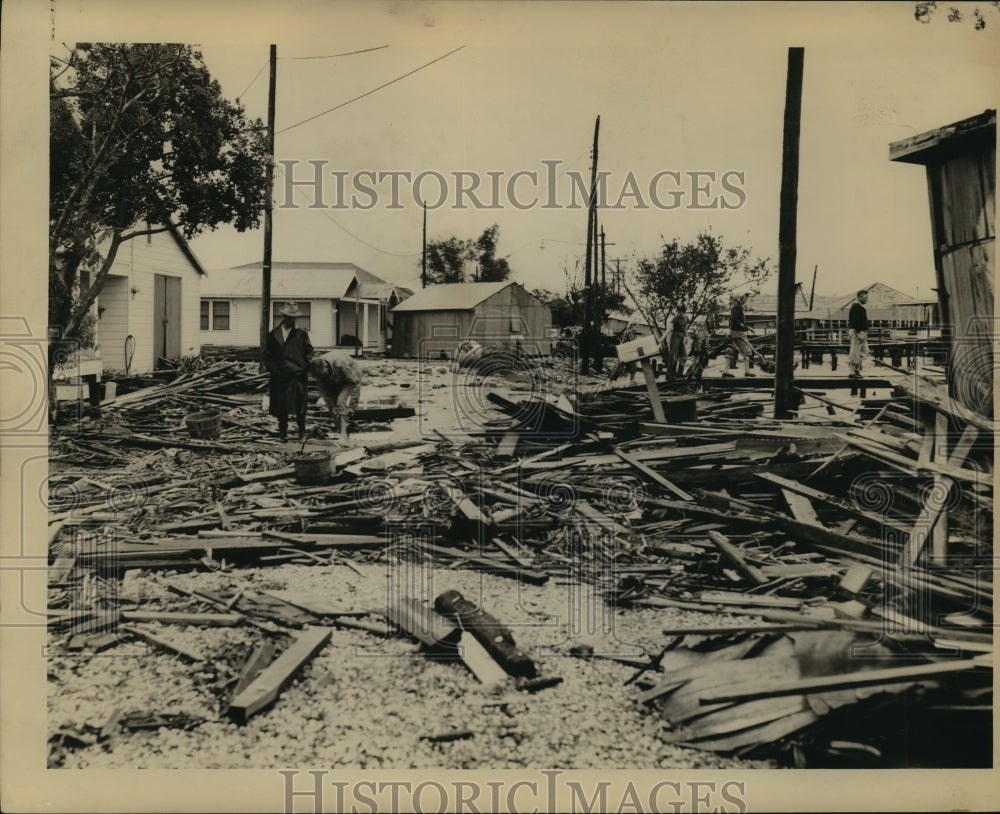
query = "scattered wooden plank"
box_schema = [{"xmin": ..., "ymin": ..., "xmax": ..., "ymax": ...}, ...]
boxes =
[
  {"xmin": 496, "ymin": 432, "xmax": 519, "ymax": 459},
  {"xmin": 120, "ymin": 624, "xmax": 204, "ymax": 662},
  {"xmin": 706, "ymin": 531, "xmax": 768, "ymax": 585},
  {"xmin": 228, "ymin": 627, "xmax": 332, "ymax": 724},
  {"xmin": 456, "ymin": 631, "xmax": 509, "ymax": 686},
  {"xmin": 233, "ymin": 639, "xmax": 277, "ymax": 695},
  {"xmin": 781, "ymin": 489, "xmax": 823, "ymax": 527},
  {"xmin": 120, "ymin": 611, "xmax": 242, "ymax": 626},
  {"xmin": 614, "ymin": 448, "xmax": 693, "ymax": 501}
]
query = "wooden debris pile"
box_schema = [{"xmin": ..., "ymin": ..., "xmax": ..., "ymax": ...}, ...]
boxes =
[{"xmin": 47, "ymin": 361, "xmax": 993, "ymax": 766}]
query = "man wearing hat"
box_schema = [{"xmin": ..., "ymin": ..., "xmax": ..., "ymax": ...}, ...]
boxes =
[{"xmin": 264, "ymin": 302, "xmax": 313, "ymax": 441}]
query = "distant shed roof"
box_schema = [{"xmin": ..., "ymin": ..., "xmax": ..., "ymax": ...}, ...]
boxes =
[{"xmin": 390, "ymin": 282, "xmax": 516, "ymax": 312}]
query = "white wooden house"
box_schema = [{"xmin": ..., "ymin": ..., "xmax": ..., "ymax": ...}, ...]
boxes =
[
  {"xmin": 92, "ymin": 223, "xmax": 207, "ymax": 373},
  {"xmin": 199, "ymin": 261, "xmax": 409, "ymax": 352}
]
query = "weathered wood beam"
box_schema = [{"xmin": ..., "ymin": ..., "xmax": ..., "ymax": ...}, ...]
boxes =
[{"xmin": 228, "ymin": 627, "xmax": 331, "ymax": 724}]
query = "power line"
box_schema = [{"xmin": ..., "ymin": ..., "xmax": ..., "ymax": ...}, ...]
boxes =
[
  {"xmin": 276, "ymin": 45, "xmax": 465, "ymax": 135},
  {"xmin": 237, "ymin": 60, "xmax": 268, "ymax": 101},
  {"xmin": 278, "ymin": 46, "xmax": 389, "ymax": 60},
  {"xmin": 274, "ymin": 163, "xmax": 422, "ymax": 258}
]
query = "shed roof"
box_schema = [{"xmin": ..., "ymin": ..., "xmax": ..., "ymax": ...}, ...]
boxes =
[
  {"xmin": 889, "ymin": 109, "xmax": 996, "ymax": 165},
  {"xmin": 390, "ymin": 282, "xmax": 517, "ymax": 312}
]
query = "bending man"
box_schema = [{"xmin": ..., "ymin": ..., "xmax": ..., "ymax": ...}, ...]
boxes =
[{"xmin": 310, "ymin": 349, "xmax": 364, "ymax": 437}]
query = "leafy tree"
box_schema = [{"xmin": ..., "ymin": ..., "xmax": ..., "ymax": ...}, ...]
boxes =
[
  {"xmin": 630, "ymin": 231, "xmax": 773, "ymax": 334},
  {"xmin": 49, "ymin": 43, "xmax": 270, "ymax": 355},
  {"xmin": 533, "ymin": 271, "xmax": 631, "ymax": 330},
  {"xmin": 422, "ymin": 224, "xmax": 513, "ymax": 284},
  {"xmin": 914, "ymin": 1, "xmax": 999, "ymax": 28},
  {"xmin": 473, "ymin": 224, "xmax": 511, "ymax": 283},
  {"xmin": 424, "ymin": 235, "xmax": 471, "ymax": 284}
]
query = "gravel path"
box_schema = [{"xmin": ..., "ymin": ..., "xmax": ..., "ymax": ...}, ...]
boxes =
[{"xmin": 48, "ymin": 563, "xmax": 771, "ymax": 770}]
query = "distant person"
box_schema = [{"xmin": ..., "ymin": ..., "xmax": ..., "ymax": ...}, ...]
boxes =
[
  {"xmin": 727, "ymin": 292, "xmax": 759, "ymax": 377},
  {"xmin": 665, "ymin": 306, "xmax": 689, "ymax": 379},
  {"xmin": 848, "ymin": 289, "xmax": 870, "ymax": 379},
  {"xmin": 264, "ymin": 302, "xmax": 313, "ymax": 442},
  {"xmin": 685, "ymin": 320, "xmax": 711, "ymax": 380}
]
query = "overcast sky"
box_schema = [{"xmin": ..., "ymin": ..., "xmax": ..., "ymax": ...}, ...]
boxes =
[{"xmin": 48, "ymin": 1, "xmax": 1000, "ymax": 301}]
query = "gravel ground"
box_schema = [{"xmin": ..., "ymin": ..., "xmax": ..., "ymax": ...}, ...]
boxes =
[
  {"xmin": 48, "ymin": 563, "xmax": 772, "ymax": 770},
  {"xmin": 48, "ymin": 356, "xmax": 777, "ymax": 770}
]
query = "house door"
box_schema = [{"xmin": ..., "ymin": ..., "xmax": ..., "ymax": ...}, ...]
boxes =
[{"xmin": 153, "ymin": 274, "xmax": 181, "ymax": 367}]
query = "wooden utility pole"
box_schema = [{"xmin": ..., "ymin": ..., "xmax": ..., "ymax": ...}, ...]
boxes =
[
  {"xmin": 809, "ymin": 265, "xmax": 818, "ymax": 310},
  {"xmin": 421, "ymin": 199, "xmax": 427, "ymax": 288},
  {"xmin": 599, "ymin": 225, "xmax": 607, "ymax": 340},
  {"xmin": 774, "ymin": 47, "xmax": 804, "ymax": 419},
  {"xmin": 259, "ymin": 44, "xmax": 277, "ymax": 372},
  {"xmin": 582, "ymin": 115, "xmax": 600, "ymax": 375}
]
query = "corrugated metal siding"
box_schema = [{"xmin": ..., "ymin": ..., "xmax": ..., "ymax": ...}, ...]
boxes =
[{"xmin": 391, "ymin": 284, "xmax": 553, "ymax": 357}]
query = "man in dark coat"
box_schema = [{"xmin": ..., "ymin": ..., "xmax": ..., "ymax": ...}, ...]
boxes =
[{"xmin": 264, "ymin": 302, "xmax": 313, "ymax": 441}]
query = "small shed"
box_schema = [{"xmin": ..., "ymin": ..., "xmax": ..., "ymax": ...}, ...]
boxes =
[
  {"xmin": 390, "ymin": 282, "xmax": 554, "ymax": 359},
  {"xmin": 891, "ymin": 109, "xmax": 996, "ymax": 418}
]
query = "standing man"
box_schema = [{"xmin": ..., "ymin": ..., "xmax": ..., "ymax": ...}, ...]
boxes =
[
  {"xmin": 665, "ymin": 305, "xmax": 689, "ymax": 379},
  {"xmin": 848, "ymin": 289, "xmax": 870, "ymax": 379},
  {"xmin": 310, "ymin": 349, "xmax": 364, "ymax": 438},
  {"xmin": 264, "ymin": 302, "xmax": 313, "ymax": 442},
  {"xmin": 728, "ymin": 292, "xmax": 758, "ymax": 376}
]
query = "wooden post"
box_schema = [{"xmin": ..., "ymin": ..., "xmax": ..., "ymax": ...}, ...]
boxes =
[
  {"xmin": 641, "ymin": 358, "xmax": 666, "ymax": 423},
  {"xmin": 259, "ymin": 44, "xmax": 277, "ymax": 373},
  {"xmin": 581, "ymin": 115, "xmax": 600, "ymax": 375},
  {"xmin": 773, "ymin": 47, "xmax": 804, "ymax": 419},
  {"xmin": 421, "ymin": 199, "xmax": 427, "ymax": 288}
]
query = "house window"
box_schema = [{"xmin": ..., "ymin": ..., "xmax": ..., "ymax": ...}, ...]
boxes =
[
  {"xmin": 272, "ymin": 301, "xmax": 311, "ymax": 331},
  {"xmin": 201, "ymin": 299, "xmax": 231, "ymax": 330},
  {"xmin": 380, "ymin": 305, "xmax": 387, "ymax": 332}
]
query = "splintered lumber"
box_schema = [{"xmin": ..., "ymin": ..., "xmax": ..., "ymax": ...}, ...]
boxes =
[
  {"xmin": 423, "ymin": 543, "xmax": 549, "ymax": 585},
  {"xmin": 706, "ymin": 531, "xmax": 768, "ymax": 585},
  {"xmin": 700, "ymin": 656, "xmax": 992, "ymax": 705},
  {"xmin": 120, "ymin": 611, "xmax": 242, "ymax": 626},
  {"xmin": 386, "ymin": 598, "xmax": 460, "ymax": 650},
  {"xmin": 261, "ymin": 591, "xmax": 366, "ymax": 618},
  {"xmin": 228, "ymin": 627, "xmax": 332, "ymax": 724},
  {"xmin": 456, "ymin": 632, "xmax": 509, "ymax": 686},
  {"xmin": 613, "ymin": 448, "xmax": 693, "ymax": 501},
  {"xmin": 120, "ymin": 625, "xmax": 204, "ymax": 662},
  {"xmin": 781, "ymin": 489, "xmax": 822, "ymax": 527},
  {"xmin": 496, "ymin": 432, "xmax": 519, "ymax": 459},
  {"xmin": 435, "ymin": 590, "xmax": 537, "ymax": 678},
  {"xmin": 757, "ymin": 472, "xmax": 911, "ymax": 536},
  {"xmin": 233, "ymin": 638, "xmax": 278, "ymax": 695}
]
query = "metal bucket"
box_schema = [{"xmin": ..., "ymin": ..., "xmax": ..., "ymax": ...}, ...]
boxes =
[
  {"xmin": 292, "ymin": 451, "xmax": 333, "ymax": 484},
  {"xmin": 185, "ymin": 410, "xmax": 222, "ymax": 439}
]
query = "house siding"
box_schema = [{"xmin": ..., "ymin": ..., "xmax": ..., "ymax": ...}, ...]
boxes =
[{"xmin": 96, "ymin": 230, "xmax": 203, "ymax": 373}]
